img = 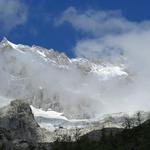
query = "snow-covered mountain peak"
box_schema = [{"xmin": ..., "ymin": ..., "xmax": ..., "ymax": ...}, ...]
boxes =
[
  {"xmin": 1, "ymin": 37, "xmax": 8, "ymax": 43},
  {"xmin": 0, "ymin": 37, "xmax": 128, "ymax": 80},
  {"xmin": 1, "ymin": 37, "xmax": 14, "ymax": 47},
  {"xmin": 0, "ymin": 38, "xmax": 129, "ymax": 119},
  {"xmin": 0, "ymin": 37, "xmax": 128, "ymax": 78}
]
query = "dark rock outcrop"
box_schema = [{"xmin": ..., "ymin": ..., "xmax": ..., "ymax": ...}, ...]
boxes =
[
  {"xmin": 0, "ymin": 100, "xmax": 40, "ymax": 142},
  {"xmin": 0, "ymin": 100, "xmax": 52, "ymax": 150}
]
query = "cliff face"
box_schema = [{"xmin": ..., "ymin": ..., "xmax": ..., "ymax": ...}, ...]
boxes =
[
  {"xmin": 0, "ymin": 100, "xmax": 39, "ymax": 141},
  {"xmin": 0, "ymin": 100, "xmax": 52, "ymax": 149}
]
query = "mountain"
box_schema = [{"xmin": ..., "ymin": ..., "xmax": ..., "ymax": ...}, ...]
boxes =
[
  {"xmin": 30, "ymin": 104, "xmax": 150, "ymax": 136},
  {"xmin": 1, "ymin": 99, "xmax": 150, "ymax": 150},
  {"xmin": 0, "ymin": 38, "xmax": 150, "ymax": 149},
  {"xmin": 0, "ymin": 37, "xmax": 129, "ymax": 120},
  {"xmin": 0, "ymin": 37, "xmax": 127, "ymax": 78}
]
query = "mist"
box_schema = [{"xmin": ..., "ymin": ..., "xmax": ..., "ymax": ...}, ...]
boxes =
[
  {"xmin": 0, "ymin": 40, "xmax": 146, "ymax": 120},
  {"xmin": 1, "ymin": 9, "xmax": 150, "ymax": 119},
  {"xmin": 0, "ymin": 45, "xmax": 110, "ymax": 118},
  {"xmin": 54, "ymin": 7, "xmax": 150, "ymax": 117}
]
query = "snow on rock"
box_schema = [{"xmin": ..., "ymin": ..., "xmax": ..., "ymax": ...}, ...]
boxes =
[
  {"xmin": 30, "ymin": 105, "xmax": 68, "ymax": 121},
  {"xmin": 1, "ymin": 37, "xmax": 25, "ymax": 53},
  {"xmin": 36, "ymin": 50, "xmax": 47, "ymax": 58},
  {"xmin": 0, "ymin": 38, "xmax": 128, "ymax": 80},
  {"xmin": 90, "ymin": 64, "xmax": 128, "ymax": 80}
]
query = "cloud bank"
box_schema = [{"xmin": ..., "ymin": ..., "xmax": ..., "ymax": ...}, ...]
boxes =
[
  {"xmin": 56, "ymin": 7, "xmax": 150, "ymax": 60},
  {"xmin": 54, "ymin": 7, "xmax": 150, "ymax": 114}
]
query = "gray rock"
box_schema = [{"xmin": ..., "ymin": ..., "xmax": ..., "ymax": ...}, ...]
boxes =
[{"xmin": 0, "ymin": 99, "xmax": 53, "ymax": 149}]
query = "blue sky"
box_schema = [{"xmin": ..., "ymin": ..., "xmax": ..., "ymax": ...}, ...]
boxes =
[{"xmin": 0, "ymin": 0, "xmax": 150, "ymax": 58}]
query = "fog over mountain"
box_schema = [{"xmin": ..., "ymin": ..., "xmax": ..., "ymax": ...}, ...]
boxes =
[
  {"xmin": 0, "ymin": 36, "xmax": 149, "ymax": 120},
  {"xmin": 56, "ymin": 7, "xmax": 150, "ymax": 117},
  {"xmin": 1, "ymin": 1, "xmax": 150, "ymax": 149}
]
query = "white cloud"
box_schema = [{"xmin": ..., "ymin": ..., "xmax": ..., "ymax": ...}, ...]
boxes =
[
  {"xmin": 55, "ymin": 7, "xmax": 150, "ymax": 112},
  {"xmin": 55, "ymin": 7, "xmax": 149, "ymax": 37},
  {"xmin": 56, "ymin": 7, "xmax": 150, "ymax": 60},
  {"xmin": 0, "ymin": 0, "xmax": 28, "ymax": 31}
]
